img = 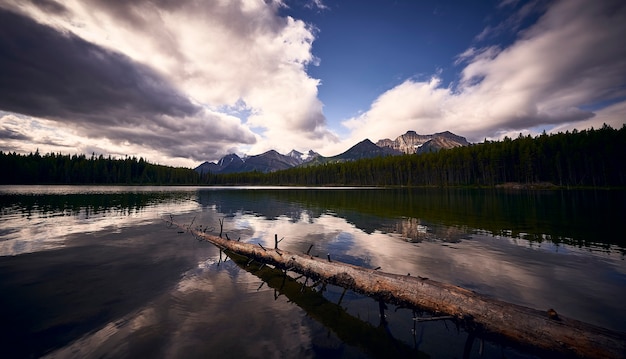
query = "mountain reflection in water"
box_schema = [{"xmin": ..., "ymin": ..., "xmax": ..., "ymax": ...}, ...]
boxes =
[{"xmin": 0, "ymin": 186, "xmax": 624, "ymax": 358}]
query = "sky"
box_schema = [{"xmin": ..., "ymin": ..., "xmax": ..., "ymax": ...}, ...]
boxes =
[{"xmin": 0, "ymin": 0, "xmax": 625, "ymax": 168}]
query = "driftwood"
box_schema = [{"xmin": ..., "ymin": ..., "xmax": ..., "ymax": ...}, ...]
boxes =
[{"xmin": 168, "ymin": 218, "xmax": 626, "ymax": 358}]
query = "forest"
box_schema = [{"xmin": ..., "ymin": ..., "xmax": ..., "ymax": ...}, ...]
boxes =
[
  {"xmin": 2, "ymin": 124, "xmax": 625, "ymax": 187},
  {"xmin": 0, "ymin": 152, "xmax": 200, "ymax": 185},
  {"xmin": 203, "ymin": 124, "xmax": 626, "ymax": 187}
]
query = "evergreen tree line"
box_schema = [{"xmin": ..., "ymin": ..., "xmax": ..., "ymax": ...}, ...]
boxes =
[
  {"xmin": 2, "ymin": 124, "xmax": 624, "ymax": 186},
  {"xmin": 203, "ymin": 124, "xmax": 626, "ymax": 187},
  {"xmin": 0, "ymin": 152, "xmax": 200, "ymax": 184}
]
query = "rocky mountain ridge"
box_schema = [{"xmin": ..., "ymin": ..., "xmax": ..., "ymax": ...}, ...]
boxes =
[
  {"xmin": 195, "ymin": 149, "xmax": 319, "ymax": 175},
  {"xmin": 302, "ymin": 139, "xmax": 401, "ymax": 167},
  {"xmin": 195, "ymin": 130, "xmax": 469, "ymax": 174},
  {"xmin": 376, "ymin": 130, "xmax": 469, "ymax": 154}
]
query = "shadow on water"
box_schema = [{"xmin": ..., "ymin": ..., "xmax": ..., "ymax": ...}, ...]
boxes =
[{"xmin": 223, "ymin": 249, "xmax": 428, "ymax": 359}]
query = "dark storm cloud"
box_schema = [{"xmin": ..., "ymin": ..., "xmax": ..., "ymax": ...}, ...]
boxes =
[
  {"xmin": 29, "ymin": 0, "xmax": 69, "ymax": 15},
  {"xmin": 0, "ymin": 127, "xmax": 30, "ymax": 141},
  {"xmin": 0, "ymin": 8, "xmax": 200, "ymax": 125}
]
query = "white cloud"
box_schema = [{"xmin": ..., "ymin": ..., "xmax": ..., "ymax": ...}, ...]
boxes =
[
  {"xmin": 549, "ymin": 101, "xmax": 626, "ymax": 134},
  {"xmin": 341, "ymin": 0, "xmax": 626, "ymax": 145},
  {"xmin": 341, "ymin": 77, "xmax": 450, "ymax": 142},
  {"xmin": 305, "ymin": 0, "xmax": 328, "ymax": 11},
  {"xmin": 1, "ymin": 0, "xmax": 332, "ymax": 165},
  {"xmin": 478, "ymin": 0, "xmax": 547, "ymax": 42},
  {"xmin": 0, "ymin": 109, "xmax": 257, "ymax": 168}
]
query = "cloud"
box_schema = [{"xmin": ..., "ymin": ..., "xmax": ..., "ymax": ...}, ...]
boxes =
[
  {"xmin": 57, "ymin": 0, "xmax": 330, "ymax": 139},
  {"xmin": 341, "ymin": 0, "xmax": 626, "ymax": 144},
  {"xmin": 304, "ymin": 0, "xmax": 328, "ymax": 11},
  {"xmin": 0, "ymin": 8, "xmax": 259, "ymax": 165},
  {"xmin": 0, "ymin": 0, "xmax": 331, "ymax": 165},
  {"xmin": 0, "ymin": 9, "xmax": 200, "ymax": 122},
  {"xmin": 0, "ymin": 110, "xmax": 258, "ymax": 166},
  {"xmin": 549, "ymin": 101, "xmax": 626, "ymax": 134},
  {"xmin": 477, "ymin": 0, "xmax": 548, "ymax": 42},
  {"xmin": 28, "ymin": 0, "xmax": 69, "ymax": 15},
  {"xmin": 0, "ymin": 116, "xmax": 30, "ymax": 142}
]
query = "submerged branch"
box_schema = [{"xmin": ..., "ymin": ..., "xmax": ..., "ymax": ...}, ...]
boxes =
[{"xmin": 225, "ymin": 250, "xmax": 422, "ymax": 357}]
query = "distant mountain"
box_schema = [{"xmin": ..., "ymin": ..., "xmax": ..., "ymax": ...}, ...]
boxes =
[
  {"xmin": 376, "ymin": 131, "xmax": 432, "ymax": 153},
  {"xmin": 239, "ymin": 150, "xmax": 301, "ymax": 173},
  {"xmin": 305, "ymin": 139, "xmax": 401, "ymax": 166},
  {"xmin": 217, "ymin": 154, "xmax": 245, "ymax": 173},
  {"xmin": 376, "ymin": 130, "xmax": 469, "ymax": 154},
  {"xmin": 287, "ymin": 149, "xmax": 320, "ymax": 163},
  {"xmin": 336, "ymin": 138, "xmax": 402, "ymax": 160},
  {"xmin": 416, "ymin": 132, "xmax": 469, "ymax": 154},
  {"xmin": 195, "ymin": 161, "xmax": 220, "ymax": 175},
  {"xmin": 195, "ymin": 153, "xmax": 244, "ymax": 174},
  {"xmin": 195, "ymin": 149, "xmax": 320, "ymax": 174},
  {"xmin": 196, "ymin": 130, "xmax": 470, "ymax": 174}
]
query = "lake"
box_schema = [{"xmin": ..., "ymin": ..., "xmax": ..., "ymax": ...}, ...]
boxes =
[{"xmin": 0, "ymin": 185, "xmax": 624, "ymax": 358}]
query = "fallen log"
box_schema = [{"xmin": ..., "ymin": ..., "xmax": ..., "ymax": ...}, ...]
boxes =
[{"xmin": 168, "ymin": 218, "xmax": 626, "ymax": 358}]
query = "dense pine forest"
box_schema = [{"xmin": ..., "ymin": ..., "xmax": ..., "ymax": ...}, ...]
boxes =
[
  {"xmin": 204, "ymin": 124, "xmax": 626, "ymax": 187},
  {"xmin": 0, "ymin": 152, "xmax": 200, "ymax": 185},
  {"xmin": 2, "ymin": 124, "xmax": 625, "ymax": 187}
]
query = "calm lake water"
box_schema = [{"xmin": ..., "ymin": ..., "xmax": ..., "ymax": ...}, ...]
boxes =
[{"xmin": 0, "ymin": 185, "xmax": 624, "ymax": 358}]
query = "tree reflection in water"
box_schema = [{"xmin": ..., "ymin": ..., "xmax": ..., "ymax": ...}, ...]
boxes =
[{"xmin": 225, "ymin": 249, "xmax": 545, "ymax": 359}]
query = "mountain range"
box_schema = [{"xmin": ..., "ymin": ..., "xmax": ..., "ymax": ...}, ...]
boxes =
[
  {"xmin": 195, "ymin": 130, "xmax": 469, "ymax": 174},
  {"xmin": 376, "ymin": 130, "xmax": 469, "ymax": 154}
]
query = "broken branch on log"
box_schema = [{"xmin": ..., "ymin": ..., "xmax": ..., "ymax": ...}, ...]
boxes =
[
  {"xmin": 166, "ymin": 217, "xmax": 626, "ymax": 359},
  {"xmin": 274, "ymin": 234, "xmax": 284, "ymax": 249}
]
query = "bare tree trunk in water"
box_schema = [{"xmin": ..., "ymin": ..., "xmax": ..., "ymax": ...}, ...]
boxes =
[{"xmin": 167, "ymin": 218, "xmax": 626, "ymax": 359}]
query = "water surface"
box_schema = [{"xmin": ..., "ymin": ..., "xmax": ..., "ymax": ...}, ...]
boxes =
[{"xmin": 0, "ymin": 186, "xmax": 624, "ymax": 358}]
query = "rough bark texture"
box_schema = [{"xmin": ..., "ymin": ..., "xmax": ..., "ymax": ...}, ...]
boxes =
[{"xmin": 169, "ymin": 219, "xmax": 626, "ymax": 358}]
